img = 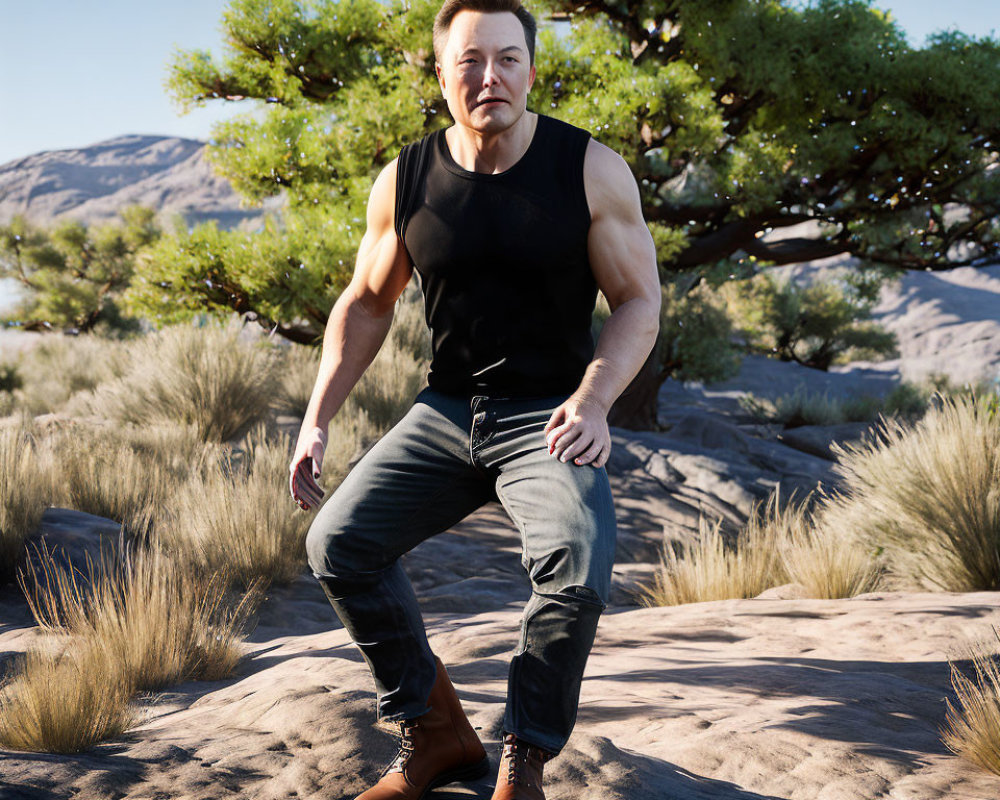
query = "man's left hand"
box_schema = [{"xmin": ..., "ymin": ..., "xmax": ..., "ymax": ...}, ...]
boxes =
[{"xmin": 544, "ymin": 396, "xmax": 612, "ymax": 468}]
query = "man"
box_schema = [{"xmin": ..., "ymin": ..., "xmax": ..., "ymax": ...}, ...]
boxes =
[{"xmin": 288, "ymin": 0, "xmax": 659, "ymax": 797}]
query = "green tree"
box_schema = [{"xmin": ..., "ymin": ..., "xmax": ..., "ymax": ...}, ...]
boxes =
[
  {"xmin": 0, "ymin": 207, "xmax": 159, "ymax": 335},
  {"xmin": 134, "ymin": 0, "xmax": 1000, "ymax": 427}
]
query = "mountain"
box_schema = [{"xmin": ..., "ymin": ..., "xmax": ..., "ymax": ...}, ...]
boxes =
[{"xmin": 0, "ymin": 135, "xmax": 282, "ymax": 230}]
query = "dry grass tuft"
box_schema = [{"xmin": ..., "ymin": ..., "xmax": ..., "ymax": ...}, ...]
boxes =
[
  {"xmin": 639, "ymin": 508, "xmax": 786, "ymax": 607},
  {"xmin": 160, "ymin": 423, "xmax": 313, "ymax": 587},
  {"xmin": 0, "ymin": 415, "xmax": 55, "ymax": 584},
  {"xmin": 20, "ymin": 538, "xmax": 261, "ymax": 691},
  {"xmin": 273, "ymin": 341, "xmax": 321, "ymax": 418},
  {"xmin": 779, "ymin": 491, "xmax": 883, "ymax": 599},
  {"xmin": 740, "ymin": 382, "xmax": 930, "ymax": 428},
  {"xmin": 65, "ymin": 318, "xmax": 282, "ymax": 442},
  {"xmin": 41, "ymin": 421, "xmax": 215, "ymax": 541},
  {"xmin": 272, "ymin": 289, "xmax": 430, "ymax": 425},
  {"xmin": 1, "ymin": 334, "xmax": 134, "ymax": 416},
  {"xmin": 942, "ymin": 626, "xmax": 1000, "ymax": 776},
  {"xmin": 639, "ymin": 490, "xmax": 883, "ymax": 606},
  {"xmin": 0, "ymin": 640, "xmax": 137, "ymax": 753},
  {"xmin": 343, "ymin": 340, "xmax": 427, "ymax": 434},
  {"xmin": 830, "ymin": 393, "xmax": 1000, "ymax": 591}
]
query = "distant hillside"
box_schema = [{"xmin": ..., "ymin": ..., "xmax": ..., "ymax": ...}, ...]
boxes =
[{"xmin": 0, "ymin": 135, "xmax": 282, "ymax": 230}]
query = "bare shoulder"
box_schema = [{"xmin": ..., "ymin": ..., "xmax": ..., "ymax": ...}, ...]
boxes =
[
  {"xmin": 582, "ymin": 139, "xmax": 641, "ymax": 222},
  {"xmin": 366, "ymin": 156, "xmax": 400, "ymax": 232}
]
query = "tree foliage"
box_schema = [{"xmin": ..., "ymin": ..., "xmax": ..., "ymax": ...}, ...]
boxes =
[
  {"xmin": 118, "ymin": 0, "xmax": 1000, "ymax": 422},
  {"xmin": 0, "ymin": 207, "xmax": 159, "ymax": 335}
]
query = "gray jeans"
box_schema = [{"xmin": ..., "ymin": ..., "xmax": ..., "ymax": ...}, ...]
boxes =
[{"xmin": 305, "ymin": 387, "xmax": 617, "ymax": 754}]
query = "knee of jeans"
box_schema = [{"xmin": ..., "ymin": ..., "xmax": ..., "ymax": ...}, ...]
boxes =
[
  {"xmin": 528, "ymin": 533, "xmax": 614, "ymax": 606},
  {"xmin": 305, "ymin": 518, "xmax": 371, "ymax": 581}
]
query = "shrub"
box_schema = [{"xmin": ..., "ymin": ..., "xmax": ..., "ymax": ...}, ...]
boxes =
[
  {"xmin": 0, "ymin": 416, "xmax": 54, "ymax": 584},
  {"xmin": 782, "ymin": 493, "xmax": 883, "ymax": 598},
  {"xmin": 65, "ymin": 318, "xmax": 282, "ymax": 442},
  {"xmin": 343, "ymin": 339, "xmax": 427, "ymax": 435},
  {"xmin": 0, "ymin": 640, "xmax": 136, "ymax": 754},
  {"xmin": 0, "ymin": 362, "xmax": 22, "ymax": 393},
  {"xmin": 273, "ymin": 340, "xmax": 321, "ymax": 418},
  {"xmin": 830, "ymin": 393, "xmax": 1000, "ymax": 591},
  {"xmin": 942, "ymin": 626, "xmax": 1000, "ymax": 777},
  {"xmin": 658, "ymin": 281, "xmax": 742, "ymax": 384},
  {"xmin": 723, "ymin": 271, "xmax": 897, "ymax": 370},
  {"xmin": 388, "ymin": 287, "xmax": 432, "ymax": 363},
  {"xmin": 741, "ymin": 382, "xmax": 930, "ymax": 428},
  {"xmin": 272, "ymin": 288, "xmax": 430, "ymax": 422}
]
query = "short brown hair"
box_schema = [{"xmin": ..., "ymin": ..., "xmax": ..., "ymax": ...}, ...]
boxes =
[{"xmin": 433, "ymin": 0, "xmax": 537, "ymax": 66}]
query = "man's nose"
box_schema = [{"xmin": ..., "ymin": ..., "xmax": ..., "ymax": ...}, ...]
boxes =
[{"xmin": 482, "ymin": 59, "xmax": 500, "ymax": 87}]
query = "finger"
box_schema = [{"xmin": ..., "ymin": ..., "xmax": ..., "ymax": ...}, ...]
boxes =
[
  {"xmin": 594, "ymin": 443, "xmax": 611, "ymax": 468},
  {"xmin": 556, "ymin": 431, "xmax": 592, "ymax": 462},
  {"xmin": 551, "ymin": 426, "xmax": 584, "ymax": 459},
  {"xmin": 308, "ymin": 448, "xmax": 325, "ymax": 478},
  {"xmin": 546, "ymin": 419, "xmax": 575, "ymax": 451},
  {"xmin": 543, "ymin": 408, "xmax": 566, "ymax": 437},
  {"xmin": 570, "ymin": 440, "xmax": 603, "ymax": 466}
]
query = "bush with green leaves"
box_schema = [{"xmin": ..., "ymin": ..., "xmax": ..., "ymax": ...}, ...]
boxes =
[{"xmin": 723, "ymin": 270, "xmax": 898, "ymax": 370}]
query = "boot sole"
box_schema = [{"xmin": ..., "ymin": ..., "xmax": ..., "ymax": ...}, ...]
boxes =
[{"xmin": 422, "ymin": 754, "xmax": 491, "ymax": 798}]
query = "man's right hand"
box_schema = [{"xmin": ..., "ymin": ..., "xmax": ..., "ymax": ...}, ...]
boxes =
[{"xmin": 289, "ymin": 426, "xmax": 327, "ymax": 511}]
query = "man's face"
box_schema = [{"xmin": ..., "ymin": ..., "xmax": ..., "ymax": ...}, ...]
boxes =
[{"xmin": 436, "ymin": 10, "xmax": 535, "ymax": 135}]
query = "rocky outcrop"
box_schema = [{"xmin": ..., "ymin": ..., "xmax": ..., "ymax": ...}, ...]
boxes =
[{"xmin": 0, "ymin": 135, "xmax": 281, "ymax": 230}]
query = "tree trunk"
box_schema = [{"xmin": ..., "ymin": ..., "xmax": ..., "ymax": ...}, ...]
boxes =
[{"xmin": 607, "ymin": 346, "xmax": 666, "ymax": 431}]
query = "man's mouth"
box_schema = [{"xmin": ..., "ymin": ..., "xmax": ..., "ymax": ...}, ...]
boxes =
[{"xmin": 476, "ymin": 98, "xmax": 507, "ymax": 107}]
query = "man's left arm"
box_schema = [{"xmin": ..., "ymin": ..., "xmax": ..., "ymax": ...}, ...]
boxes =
[{"xmin": 544, "ymin": 139, "xmax": 661, "ymax": 468}]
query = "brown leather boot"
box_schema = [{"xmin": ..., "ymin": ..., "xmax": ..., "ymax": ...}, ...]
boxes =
[
  {"xmin": 490, "ymin": 733, "xmax": 554, "ymax": 800},
  {"xmin": 356, "ymin": 656, "xmax": 489, "ymax": 799}
]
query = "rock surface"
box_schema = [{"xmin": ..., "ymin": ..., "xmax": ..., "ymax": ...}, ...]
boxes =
[{"xmin": 3, "ymin": 560, "xmax": 999, "ymax": 799}]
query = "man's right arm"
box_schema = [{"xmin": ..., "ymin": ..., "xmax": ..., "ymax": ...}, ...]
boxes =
[{"xmin": 289, "ymin": 158, "xmax": 413, "ymax": 510}]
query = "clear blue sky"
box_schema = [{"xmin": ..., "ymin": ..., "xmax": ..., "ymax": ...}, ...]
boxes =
[{"xmin": 0, "ymin": 0, "xmax": 997, "ymax": 166}]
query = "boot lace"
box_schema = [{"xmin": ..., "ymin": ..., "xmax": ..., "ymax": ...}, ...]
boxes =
[
  {"xmin": 386, "ymin": 720, "xmax": 418, "ymax": 775},
  {"xmin": 501, "ymin": 734, "xmax": 551, "ymax": 786},
  {"xmin": 503, "ymin": 736, "xmax": 522, "ymax": 784}
]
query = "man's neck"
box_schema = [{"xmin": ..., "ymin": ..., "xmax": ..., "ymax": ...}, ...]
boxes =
[{"xmin": 444, "ymin": 112, "xmax": 538, "ymax": 175}]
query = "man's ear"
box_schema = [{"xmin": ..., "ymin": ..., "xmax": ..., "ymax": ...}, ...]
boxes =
[
  {"xmin": 527, "ymin": 63, "xmax": 536, "ymax": 92},
  {"xmin": 435, "ymin": 62, "xmax": 446, "ymax": 92}
]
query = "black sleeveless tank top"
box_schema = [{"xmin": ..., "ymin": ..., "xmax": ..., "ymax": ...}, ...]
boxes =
[{"xmin": 394, "ymin": 113, "xmax": 596, "ymax": 398}]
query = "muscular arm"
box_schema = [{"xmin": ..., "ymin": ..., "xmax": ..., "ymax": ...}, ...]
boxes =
[
  {"xmin": 544, "ymin": 140, "xmax": 661, "ymax": 468},
  {"xmin": 290, "ymin": 158, "xmax": 413, "ymax": 509}
]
